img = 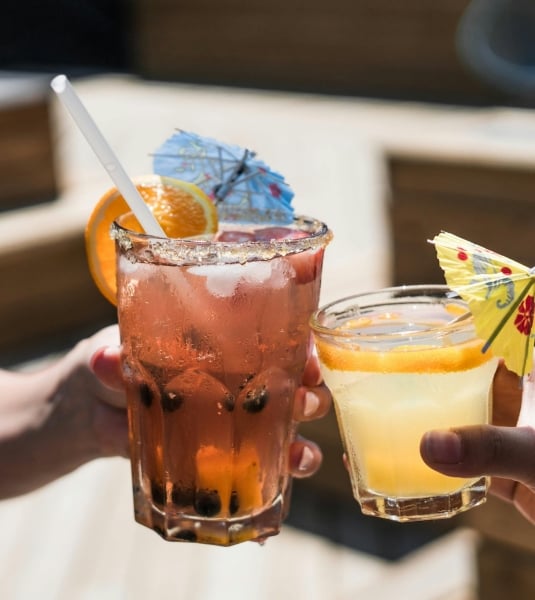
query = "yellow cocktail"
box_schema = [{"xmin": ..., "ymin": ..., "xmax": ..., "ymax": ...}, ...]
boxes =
[{"xmin": 311, "ymin": 285, "xmax": 498, "ymax": 521}]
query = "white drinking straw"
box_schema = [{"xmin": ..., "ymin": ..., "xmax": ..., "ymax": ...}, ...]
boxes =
[{"xmin": 50, "ymin": 74, "xmax": 166, "ymax": 237}]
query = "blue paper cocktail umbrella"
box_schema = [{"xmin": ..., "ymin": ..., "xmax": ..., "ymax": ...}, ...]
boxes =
[{"xmin": 153, "ymin": 130, "xmax": 294, "ymax": 223}]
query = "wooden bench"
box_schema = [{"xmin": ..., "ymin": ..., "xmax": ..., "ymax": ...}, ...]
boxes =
[
  {"xmin": 0, "ymin": 227, "xmax": 116, "ymax": 364},
  {"xmin": 0, "ymin": 73, "xmax": 57, "ymax": 211},
  {"xmin": 388, "ymin": 154, "xmax": 535, "ymax": 286},
  {"xmin": 132, "ymin": 0, "xmax": 503, "ymax": 104}
]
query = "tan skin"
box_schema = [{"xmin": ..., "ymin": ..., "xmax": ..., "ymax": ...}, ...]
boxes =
[
  {"xmin": 0, "ymin": 325, "xmax": 331, "ymax": 500},
  {"xmin": 421, "ymin": 360, "xmax": 535, "ymax": 525}
]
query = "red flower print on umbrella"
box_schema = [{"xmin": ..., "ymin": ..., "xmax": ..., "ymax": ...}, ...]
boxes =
[{"xmin": 515, "ymin": 295, "xmax": 535, "ymax": 336}]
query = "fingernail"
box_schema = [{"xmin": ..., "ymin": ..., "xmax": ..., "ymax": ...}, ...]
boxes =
[
  {"xmin": 298, "ymin": 446, "xmax": 315, "ymax": 472},
  {"xmin": 303, "ymin": 391, "xmax": 320, "ymax": 417},
  {"xmin": 422, "ymin": 430, "xmax": 463, "ymax": 464},
  {"xmin": 92, "ymin": 345, "xmax": 114, "ymax": 361}
]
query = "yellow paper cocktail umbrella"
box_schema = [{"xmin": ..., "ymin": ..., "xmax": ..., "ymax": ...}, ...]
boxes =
[{"xmin": 431, "ymin": 232, "xmax": 535, "ymax": 377}]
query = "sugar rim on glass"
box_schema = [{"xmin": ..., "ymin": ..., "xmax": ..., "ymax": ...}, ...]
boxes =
[{"xmin": 112, "ymin": 214, "xmax": 332, "ymax": 266}]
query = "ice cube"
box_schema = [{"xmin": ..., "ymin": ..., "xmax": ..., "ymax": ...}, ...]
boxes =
[
  {"xmin": 188, "ymin": 264, "xmax": 242, "ymax": 297},
  {"xmin": 119, "ymin": 254, "xmax": 142, "ymax": 275},
  {"xmin": 240, "ymin": 261, "xmax": 273, "ymax": 285},
  {"xmin": 188, "ymin": 262, "xmax": 279, "ymax": 297}
]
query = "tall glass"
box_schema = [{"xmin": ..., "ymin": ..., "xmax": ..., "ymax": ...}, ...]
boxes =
[
  {"xmin": 310, "ymin": 285, "xmax": 498, "ymax": 522},
  {"xmin": 112, "ymin": 215, "xmax": 331, "ymax": 545}
]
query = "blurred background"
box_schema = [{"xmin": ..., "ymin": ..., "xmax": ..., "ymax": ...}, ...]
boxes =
[{"xmin": 2, "ymin": 1, "xmax": 535, "ymax": 598}]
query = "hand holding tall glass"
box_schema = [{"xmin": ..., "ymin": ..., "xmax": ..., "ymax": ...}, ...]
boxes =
[{"xmin": 311, "ymin": 285, "xmax": 498, "ymax": 522}]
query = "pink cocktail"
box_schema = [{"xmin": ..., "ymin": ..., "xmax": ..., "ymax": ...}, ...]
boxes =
[{"xmin": 113, "ymin": 216, "xmax": 331, "ymax": 545}]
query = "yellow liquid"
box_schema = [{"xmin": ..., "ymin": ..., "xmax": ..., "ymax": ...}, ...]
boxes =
[{"xmin": 322, "ymin": 360, "xmax": 497, "ymax": 498}]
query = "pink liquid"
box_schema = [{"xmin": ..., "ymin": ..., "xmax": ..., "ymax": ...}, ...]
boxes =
[{"xmin": 117, "ymin": 224, "xmax": 327, "ymax": 545}]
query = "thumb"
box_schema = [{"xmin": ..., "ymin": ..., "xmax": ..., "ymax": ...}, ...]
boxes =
[{"xmin": 420, "ymin": 425, "xmax": 535, "ymax": 488}]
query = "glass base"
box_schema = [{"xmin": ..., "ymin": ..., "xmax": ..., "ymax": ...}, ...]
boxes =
[
  {"xmin": 357, "ymin": 476, "xmax": 488, "ymax": 522},
  {"xmin": 133, "ymin": 493, "xmax": 284, "ymax": 546}
]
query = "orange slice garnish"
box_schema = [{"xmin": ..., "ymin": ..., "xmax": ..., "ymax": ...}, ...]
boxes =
[
  {"xmin": 315, "ymin": 338, "xmax": 492, "ymax": 373},
  {"xmin": 85, "ymin": 175, "xmax": 218, "ymax": 305}
]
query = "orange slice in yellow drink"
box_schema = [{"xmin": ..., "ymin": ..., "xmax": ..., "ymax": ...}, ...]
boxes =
[
  {"xmin": 85, "ymin": 175, "xmax": 218, "ymax": 305},
  {"xmin": 315, "ymin": 338, "xmax": 491, "ymax": 373}
]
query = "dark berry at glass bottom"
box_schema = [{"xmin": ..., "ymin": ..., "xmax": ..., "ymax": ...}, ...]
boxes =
[{"xmin": 114, "ymin": 216, "xmax": 332, "ymax": 546}]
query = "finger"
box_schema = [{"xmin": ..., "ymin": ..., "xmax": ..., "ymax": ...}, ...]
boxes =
[
  {"xmin": 293, "ymin": 384, "xmax": 332, "ymax": 422},
  {"xmin": 490, "ymin": 476, "xmax": 519, "ymax": 502},
  {"xmin": 490, "ymin": 477, "xmax": 535, "ymax": 525},
  {"xmin": 288, "ymin": 437, "xmax": 322, "ymax": 478},
  {"xmin": 90, "ymin": 346, "xmax": 124, "ymax": 393},
  {"xmin": 302, "ymin": 355, "xmax": 323, "ymax": 387},
  {"xmin": 492, "ymin": 360, "xmax": 522, "ymax": 426},
  {"xmin": 89, "ymin": 347, "xmax": 126, "ymax": 409},
  {"xmin": 420, "ymin": 425, "xmax": 535, "ymax": 488}
]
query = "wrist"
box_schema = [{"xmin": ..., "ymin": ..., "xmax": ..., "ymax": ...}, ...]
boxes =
[{"xmin": 0, "ymin": 351, "xmax": 101, "ymax": 499}]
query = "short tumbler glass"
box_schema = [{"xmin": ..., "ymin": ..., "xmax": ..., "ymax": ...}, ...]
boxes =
[{"xmin": 310, "ymin": 285, "xmax": 498, "ymax": 522}]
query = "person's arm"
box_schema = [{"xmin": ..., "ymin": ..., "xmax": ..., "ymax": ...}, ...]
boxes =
[{"xmin": 0, "ymin": 326, "xmax": 126, "ymax": 499}]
